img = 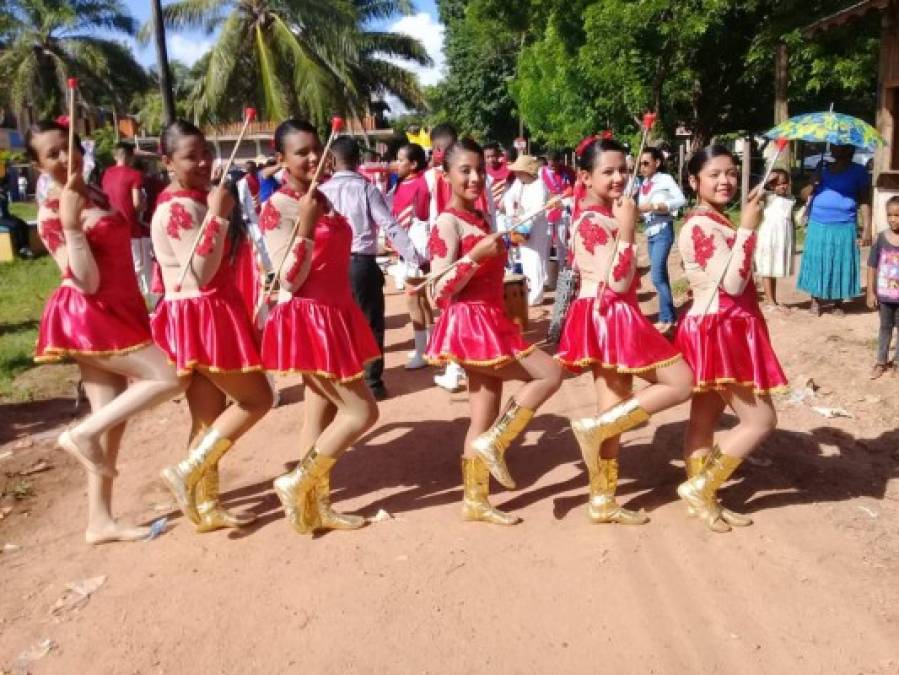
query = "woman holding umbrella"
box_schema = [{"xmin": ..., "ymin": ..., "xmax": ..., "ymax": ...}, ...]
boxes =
[
  {"xmin": 766, "ymin": 111, "xmax": 881, "ymax": 317},
  {"xmin": 798, "ymin": 144, "xmax": 872, "ymax": 315}
]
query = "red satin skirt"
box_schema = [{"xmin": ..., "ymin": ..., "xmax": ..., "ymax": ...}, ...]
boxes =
[
  {"xmin": 35, "ymin": 286, "xmax": 152, "ymax": 362},
  {"xmin": 151, "ymin": 286, "xmax": 262, "ymax": 374},
  {"xmin": 675, "ymin": 292, "xmax": 787, "ymax": 395},
  {"xmin": 556, "ymin": 291, "xmax": 681, "ymax": 373},
  {"xmin": 261, "ymin": 297, "xmax": 380, "ymax": 382},
  {"xmin": 426, "ymin": 300, "xmax": 534, "ymax": 368}
]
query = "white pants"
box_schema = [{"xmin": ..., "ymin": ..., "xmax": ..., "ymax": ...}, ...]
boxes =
[
  {"xmin": 519, "ymin": 224, "xmax": 551, "ymax": 306},
  {"xmin": 130, "ymin": 237, "xmax": 156, "ymax": 305}
]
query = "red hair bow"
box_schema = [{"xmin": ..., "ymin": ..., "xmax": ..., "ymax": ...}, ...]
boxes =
[{"xmin": 575, "ymin": 135, "xmax": 598, "ymax": 157}]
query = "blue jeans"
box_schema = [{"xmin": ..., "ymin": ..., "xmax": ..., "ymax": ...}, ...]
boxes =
[{"xmin": 647, "ymin": 224, "xmax": 675, "ymax": 324}]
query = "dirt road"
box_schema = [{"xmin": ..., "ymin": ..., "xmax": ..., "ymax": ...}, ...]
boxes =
[{"xmin": 2, "ymin": 253, "xmax": 898, "ymax": 674}]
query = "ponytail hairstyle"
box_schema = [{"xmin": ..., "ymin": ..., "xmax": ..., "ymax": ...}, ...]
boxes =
[
  {"xmin": 685, "ymin": 144, "xmax": 735, "ymax": 197},
  {"xmin": 641, "ymin": 146, "xmax": 666, "ymax": 171},
  {"xmin": 576, "ymin": 137, "xmax": 627, "ymax": 172},
  {"xmin": 159, "ymin": 119, "xmax": 204, "ymax": 157},
  {"xmin": 398, "ymin": 142, "xmax": 427, "ymax": 172},
  {"xmin": 273, "ymin": 118, "xmax": 318, "ymax": 154},
  {"xmin": 442, "ymin": 137, "xmax": 484, "ymax": 173},
  {"xmin": 25, "ymin": 120, "xmax": 83, "ymax": 163}
]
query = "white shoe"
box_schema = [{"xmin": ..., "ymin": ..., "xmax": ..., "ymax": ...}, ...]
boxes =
[
  {"xmin": 434, "ymin": 372, "xmax": 462, "ymax": 392},
  {"xmin": 405, "ymin": 354, "xmax": 428, "ymax": 370},
  {"xmin": 406, "ymin": 329, "xmax": 429, "ymax": 368}
]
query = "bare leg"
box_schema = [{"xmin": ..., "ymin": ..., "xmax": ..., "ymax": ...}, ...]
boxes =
[
  {"xmin": 185, "ymin": 373, "xmax": 227, "ymax": 432},
  {"xmin": 78, "ymin": 364, "xmax": 150, "ymax": 544},
  {"xmin": 407, "ymin": 289, "xmax": 427, "ymax": 332},
  {"xmin": 683, "ymin": 391, "xmax": 727, "ymax": 464},
  {"xmin": 196, "ymin": 369, "xmax": 273, "ymax": 442},
  {"xmin": 302, "ymin": 375, "xmax": 378, "ymax": 459},
  {"xmin": 297, "ymin": 380, "xmax": 338, "ymax": 454},
  {"xmin": 716, "ymin": 386, "xmax": 777, "ymax": 460},
  {"xmin": 63, "ymin": 345, "xmax": 184, "ymax": 474},
  {"xmin": 466, "ymin": 349, "xmax": 564, "ymax": 410},
  {"xmin": 763, "ymin": 277, "xmax": 777, "ymax": 305}
]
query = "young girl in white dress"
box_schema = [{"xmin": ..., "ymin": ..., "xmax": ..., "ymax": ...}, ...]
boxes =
[{"xmin": 754, "ymin": 168, "xmax": 795, "ymax": 310}]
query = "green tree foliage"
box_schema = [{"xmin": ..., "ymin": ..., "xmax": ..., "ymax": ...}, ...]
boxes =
[
  {"xmin": 142, "ymin": 0, "xmax": 431, "ymax": 126},
  {"xmin": 503, "ymin": 0, "xmax": 881, "ymax": 148},
  {"xmin": 0, "ymin": 0, "xmax": 151, "ymax": 119},
  {"xmin": 434, "ymin": 0, "xmax": 528, "ymax": 143}
]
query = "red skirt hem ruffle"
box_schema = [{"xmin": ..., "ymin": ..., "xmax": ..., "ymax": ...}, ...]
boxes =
[
  {"xmin": 675, "ymin": 296, "xmax": 788, "ymax": 396},
  {"xmin": 555, "ymin": 293, "xmax": 681, "ymax": 374},
  {"xmin": 261, "ymin": 297, "xmax": 380, "ymax": 383},
  {"xmin": 425, "ymin": 301, "xmax": 533, "ymax": 369},
  {"xmin": 35, "ymin": 286, "xmax": 152, "ymax": 363},
  {"xmin": 151, "ymin": 287, "xmax": 262, "ymax": 375}
]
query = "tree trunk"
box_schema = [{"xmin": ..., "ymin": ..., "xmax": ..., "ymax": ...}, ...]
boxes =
[{"xmin": 151, "ymin": 0, "xmax": 176, "ymax": 126}]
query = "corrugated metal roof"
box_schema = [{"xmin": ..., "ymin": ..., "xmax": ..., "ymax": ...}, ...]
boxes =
[{"xmin": 804, "ymin": 0, "xmax": 891, "ymax": 35}]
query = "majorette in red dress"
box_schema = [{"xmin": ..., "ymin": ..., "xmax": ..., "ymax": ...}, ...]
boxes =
[
  {"xmin": 390, "ymin": 171, "xmax": 431, "ymax": 275},
  {"xmin": 556, "ymin": 204, "xmax": 681, "ymax": 373},
  {"xmin": 150, "ymin": 189, "xmax": 262, "ymax": 374},
  {"xmin": 674, "ymin": 208, "xmax": 788, "ymax": 394},
  {"xmin": 35, "ymin": 185, "xmax": 152, "ymax": 362},
  {"xmin": 425, "ymin": 207, "xmax": 533, "ymax": 367},
  {"xmin": 259, "ymin": 185, "xmax": 380, "ymax": 382}
]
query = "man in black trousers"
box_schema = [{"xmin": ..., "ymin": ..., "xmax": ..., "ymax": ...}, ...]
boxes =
[{"xmin": 319, "ymin": 136, "xmax": 424, "ymax": 400}]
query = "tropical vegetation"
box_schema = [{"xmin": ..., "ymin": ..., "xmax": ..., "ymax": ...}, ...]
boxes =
[{"xmin": 143, "ymin": 0, "xmax": 431, "ymax": 126}]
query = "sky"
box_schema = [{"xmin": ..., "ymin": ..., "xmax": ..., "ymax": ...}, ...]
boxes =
[{"xmin": 121, "ymin": 0, "xmax": 446, "ymax": 90}]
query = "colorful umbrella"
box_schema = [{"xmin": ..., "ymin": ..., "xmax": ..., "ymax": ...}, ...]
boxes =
[{"xmin": 764, "ymin": 112, "xmax": 884, "ymax": 150}]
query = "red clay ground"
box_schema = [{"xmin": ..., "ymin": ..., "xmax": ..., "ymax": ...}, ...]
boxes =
[{"xmin": 1, "ymin": 249, "xmax": 898, "ymax": 674}]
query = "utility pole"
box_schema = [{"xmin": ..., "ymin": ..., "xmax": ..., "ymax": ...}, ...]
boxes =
[
  {"xmin": 151, "ymin": 0, "xmax": 176, "ymax": 126},
  {"xmin": 774, "ymin": 41, "xmax": 790, "ymax": 169}
]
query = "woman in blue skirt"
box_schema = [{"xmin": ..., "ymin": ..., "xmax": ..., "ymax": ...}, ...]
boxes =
[{"xmin": 798, "ymin": 144, "xmax": 872, "ymax": 316}]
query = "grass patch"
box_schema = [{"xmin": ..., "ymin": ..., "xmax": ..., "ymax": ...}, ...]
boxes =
[
  {"xmin": 0, "ymin": 256, "xmax": 59, "ymax": 399},
  {"xmin": 9, "ymin": 201, "xmax": 38, "ymax": 222}
]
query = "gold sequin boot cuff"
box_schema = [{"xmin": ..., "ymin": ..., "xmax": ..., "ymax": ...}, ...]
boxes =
[
  {"xmin": 314, "ymin": 456, "xmax": 365, "ymax": 531},
  {"xmin": 461, "ymin": 457, "xmax": 520, "ymax": 526},
  {"xmin": 572, "ymin": 398, "xmax": 650, "ymax": 477},
  {"xmin": 273, "ymin": 448, "xmax": 326, "ymax": 535},
  {"xmin": 195, "ymin": 465, "xmax": 257, "ymax": 533},
  {"xmin": 677, "ymin": 445, "xmax": 745, "ymax": 533},
  {"xmin": 471, "ymin": 398, "xmax": 534, "ymax": 490},
  {"xmin": 160, "ymin": 428, "xmax": 233, "ymax": 525},
  {"xmin": 587, "ymin": 458, "xmax": 649, "ymax": 525}
]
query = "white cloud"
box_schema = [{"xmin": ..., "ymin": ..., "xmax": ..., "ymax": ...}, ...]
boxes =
[
  {"xmin": 167, "ymin": 34, "xmax": 214, "ymax": 67},
  {"xmin": 387, "ymin": 12, "xmax": 446, "ymax": 87}
]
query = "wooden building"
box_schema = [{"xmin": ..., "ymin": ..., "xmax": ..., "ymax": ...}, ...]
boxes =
[{"xmin": 806, "ymin": 0, "xmax": 899, "ymax": 232}]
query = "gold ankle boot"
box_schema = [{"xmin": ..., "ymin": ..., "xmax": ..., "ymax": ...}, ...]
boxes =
[
  {"xmin": 160, "ymin": 428, "xmax": 233, "ymax": 524},
  {"xmin": 461, "ymin": 457, "xmax": 520, "ymax": 526},
  {"xmin": 194, "ymin": 465, "xmax": 257, "ymax": 533},
  {"xmin": 471, "ymin": 398, "xmax": 534, "ymax": 490},
  {"xmin": 684, "ymin": 451, "xmax": 752, "ymax": 527},
  {"xmin": 587, "ymin": 458, "xmax": 649, "ymax": 524},
  {"xmin": 572, "ymin": 398, "xmax": 649, "ymax": 475},
  {"xmin": 273, "ymin": 448, "xmax": 327, "ymax": 535},
  {"xmin": 313, "ymin": 457, "xmax": 365, "ymax": 531},
  {"xmin": 677, "ymin": 446, "xmax": 745, "ymax": 533}
]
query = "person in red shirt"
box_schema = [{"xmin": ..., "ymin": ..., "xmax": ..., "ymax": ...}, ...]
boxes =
[
  {"xmin": 102, "ymin": 142, "xmax": 151, "ymax": 303},
  {"xmin": 484, "ymin": 142, "xmax": 510, "ymax": 219},
  {"xmin": 389, "ymin": 142, "xmax": 432, "ymax": 369}
]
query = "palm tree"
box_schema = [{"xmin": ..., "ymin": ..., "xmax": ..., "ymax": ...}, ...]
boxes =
[
  {"xmin": 151, "ymin": 0, "xmax": 177, "ymax": 125},
  {"xmin": 0, "ymin": 0, "xmax": 151, "ymax": 120},
  {"xmin": 142, "ymin": 0, "xmax": 431, "ymax": 125}
]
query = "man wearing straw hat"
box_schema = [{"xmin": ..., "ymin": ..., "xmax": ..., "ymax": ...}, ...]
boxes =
[{"xmin": 504, "ymin": 154, "xmax": 552, "ymax": 306}]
